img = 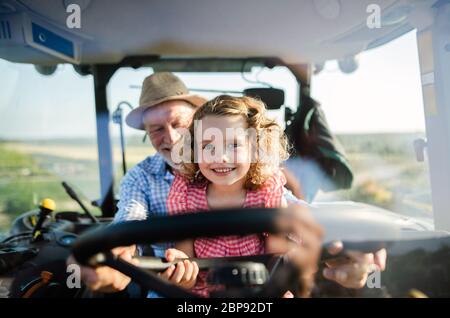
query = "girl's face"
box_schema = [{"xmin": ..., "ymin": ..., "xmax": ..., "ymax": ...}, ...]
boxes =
[{"xmin": 195, "ymin": 115, "xmax": 251, "ymax": 187}]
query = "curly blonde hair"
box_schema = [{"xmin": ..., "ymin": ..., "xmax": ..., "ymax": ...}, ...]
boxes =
[{"xmin": 178, "ymin": 95, "xmax": 290, "ymax": 190}]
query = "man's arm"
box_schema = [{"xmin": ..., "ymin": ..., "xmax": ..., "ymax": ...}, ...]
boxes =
[
  {"xmin": 114, "ymin": 168, "xmax": 149, "ymax": 223},
  {"xmin": 68, "ymin": 169, "xmax": 149, "ymax": 293},
  {"xmin": 283, "ymin": 188, "xmax": 387, "ymax": 289},
  {"xmin": 66, "ymin": 246, "xmax": 138, "ymax": 293},
  {"xmin": 284, "ymin": 187, "xmax": 309, "ymax": 206}
]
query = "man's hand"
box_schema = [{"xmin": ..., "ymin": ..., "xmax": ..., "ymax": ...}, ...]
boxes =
[
  {"xmin": 284, "ymin": 203, "xmax": 324, "ymax": 298},
  {"xmin": 66, "ymin": 245, "xmax": 138, "ymax": 293},
  {"xmin": 159, "ymin": 248, "xmax": 199, "ymax": 289},
  {"xmin": 323, "ymin": 241, "xmax": 387, "ymax": 289}
]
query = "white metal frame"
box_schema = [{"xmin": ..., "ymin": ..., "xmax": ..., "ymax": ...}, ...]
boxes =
[{"xmin": 417, "ymin": 2, "xmax": 450, "ymax": 231}]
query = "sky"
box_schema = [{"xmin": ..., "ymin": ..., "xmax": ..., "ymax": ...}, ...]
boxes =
[
  {"xmin": 0, "ymin": 30, "xmax": 426, "ymax": 140},
  {"xmin": 311, "ymin": 30, "xmax": 425, "ymax": 134}
]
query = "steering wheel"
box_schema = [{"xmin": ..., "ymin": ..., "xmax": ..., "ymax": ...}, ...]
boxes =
[{"xmin": 71, "ymin": 208, "xmax": 303, "ymax": 298}]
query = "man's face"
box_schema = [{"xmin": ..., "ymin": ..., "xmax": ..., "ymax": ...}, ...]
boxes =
[{"xmin": 143, "ymin": 100, "xmax": 195, "ymax": 167}]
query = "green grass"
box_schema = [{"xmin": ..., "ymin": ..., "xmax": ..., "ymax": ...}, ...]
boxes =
[
  {"xmin": 0, "ymin": 145, "xmax": 45, "ymax": 177},
  {"xmin": 0, "ymin": 143, "xmax": 100, "ymax": 232}
]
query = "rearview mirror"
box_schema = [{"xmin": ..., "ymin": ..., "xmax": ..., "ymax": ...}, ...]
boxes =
[{"xmin": 244, "ymin": 88, "xmax": 285, "ymax": 110}]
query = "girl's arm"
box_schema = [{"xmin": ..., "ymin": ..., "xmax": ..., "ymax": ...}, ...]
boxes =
[
  {"xmin": 281, "ymin": 195, "xmax": 288, "ymax": 208},
  {"xmin": 282, "ymin": 168, "xmax": 304, "ymax": 200},
  {"xmin": 174, "ymin": 239, "xmax": 195, "ymax": 258}
]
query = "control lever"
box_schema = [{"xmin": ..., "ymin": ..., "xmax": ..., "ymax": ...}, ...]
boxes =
[
  {"xmin": 62, "ymin": 182, "xmax": 99, "ymax": 223},
  {"xmin": 31, "ymin": 199, "xmax": 55, "ymax": 242}
]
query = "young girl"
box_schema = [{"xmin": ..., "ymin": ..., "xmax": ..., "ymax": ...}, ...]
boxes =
[{"xmin": 164, "ymin": 95, "xmax": 292, "ymax": 296}]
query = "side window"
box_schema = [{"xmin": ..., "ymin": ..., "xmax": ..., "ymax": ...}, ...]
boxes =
[
  {"xmin": 311, "ymin": 30, "xmax": 431, "ymax": 219},
  {"xmin": 0, "ymin": 60, "xmax": 101, "ymax": 233}
]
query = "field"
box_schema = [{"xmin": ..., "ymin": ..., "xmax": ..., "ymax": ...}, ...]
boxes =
[
  {"xmin": 0, "ymin": 137, "xmax": 154, "ymax": 232},
  {"xmin": 318, "ymin": 133, "xmax": 432, "ymax": 218},
  {"xmin": 0, "ymin": 133, "xmax": 432, "ymax": 233}
]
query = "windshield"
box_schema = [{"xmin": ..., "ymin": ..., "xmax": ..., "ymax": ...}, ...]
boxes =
[{"xmin": 0, "ymin": 30, "xmax": 435, "ymax": 234}]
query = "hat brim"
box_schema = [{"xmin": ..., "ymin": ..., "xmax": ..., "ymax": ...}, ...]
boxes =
[{"xmin": 125, "ymin": 94, "xmax": 207, "ymax": 130}]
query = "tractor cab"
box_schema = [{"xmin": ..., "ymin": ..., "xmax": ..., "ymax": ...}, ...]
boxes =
[{"xmin": 0, "ymin": 0, "xmax": 449, "ymax": 298}]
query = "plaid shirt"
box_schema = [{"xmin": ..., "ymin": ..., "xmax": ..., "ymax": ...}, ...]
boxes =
[
  {"xmin": 167, "ymin": 171, "xmax": 286, "ymax": 296},
  {"xmin": 114, "ymin": 153, "xmax": 174, "ymax": 257}
]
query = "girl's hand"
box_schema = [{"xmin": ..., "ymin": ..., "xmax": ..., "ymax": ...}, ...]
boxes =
[{"xmin": 159, "ymin": 248, "xmax": 199, "ymax": 289}]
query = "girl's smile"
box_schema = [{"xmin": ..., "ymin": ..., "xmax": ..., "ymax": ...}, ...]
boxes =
[{"xmin": 209, "ymin": 165, "xmax": 237, "ymax": 176}]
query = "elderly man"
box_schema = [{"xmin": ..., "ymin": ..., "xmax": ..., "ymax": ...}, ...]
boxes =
[{"xmin": 72, "ymin": 72, "xmax": 385, "ymax": 296}]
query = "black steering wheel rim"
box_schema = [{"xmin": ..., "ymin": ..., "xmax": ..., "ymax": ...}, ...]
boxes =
[
  {"xmin": 72, "ymin": 208, "xmax": 292, "ymax": 265},
  {"xmin": 72, "ymin": 208, "xmax": 299, "ymax": 298}
]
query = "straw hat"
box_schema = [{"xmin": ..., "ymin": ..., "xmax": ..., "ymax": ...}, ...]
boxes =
[{"xmin": 126, "ymin": 72, "xmax": 207, "ymax": 130}]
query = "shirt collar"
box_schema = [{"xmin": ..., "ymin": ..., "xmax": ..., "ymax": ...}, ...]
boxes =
[
  {"xmin": 147, "ymin": 153, "xmax": 175, "ymax": 181},
  {"xmin": 147, "ymin": 153, "xmax": 169, "ymax": 175}
]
